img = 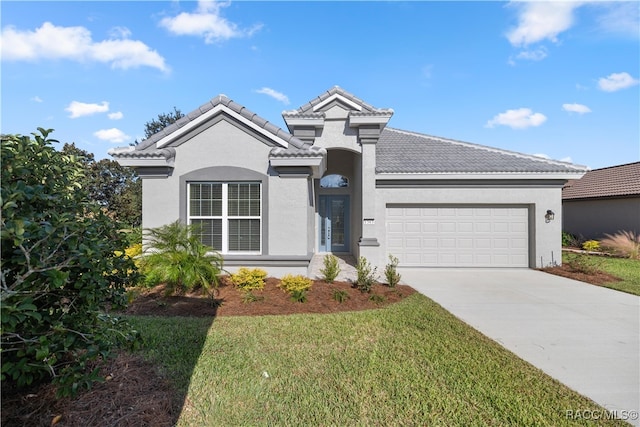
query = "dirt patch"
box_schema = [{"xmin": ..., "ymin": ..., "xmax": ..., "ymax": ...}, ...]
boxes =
[{"xmin": 3, "ymin": 278, "xmax": 414, "ymax": 426}]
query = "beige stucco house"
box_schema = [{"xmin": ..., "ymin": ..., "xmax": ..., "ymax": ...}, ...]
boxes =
[{"xmin": 110, "ymin": 87, "xmax": 587, "ymax": 275}]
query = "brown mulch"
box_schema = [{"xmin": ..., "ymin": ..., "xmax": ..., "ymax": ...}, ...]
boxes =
[
  {"xmin": 2, "ymin": 277, "xmax": 415, "ymax": 427},
  {"xmin": 1, "ymin": 352, "xmax": 178, "ymax": 427},
  {"xmin": 124, "ymin": 277, "xmax": 416, "ymax": 318},
  {"xmin": 540, "ymin": 264, "xmax": 622, "ymax": 286}
]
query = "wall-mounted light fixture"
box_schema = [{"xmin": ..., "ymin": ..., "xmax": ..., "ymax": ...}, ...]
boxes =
[{"xmin": 545, "ymin": 209, "xmax": 555, "ymax": 223}]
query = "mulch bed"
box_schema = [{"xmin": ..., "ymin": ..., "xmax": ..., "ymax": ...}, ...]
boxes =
[
  {"xmin": 2, "ymin": 278, "xmax": 415, "ymax": 426},
  {"xmin": 540, "ymin": 264, "xmax": 621, "ymax": 286},
  {"xmin": 124, "ymin": 277, "xmax": 416, "ymax": 317}
]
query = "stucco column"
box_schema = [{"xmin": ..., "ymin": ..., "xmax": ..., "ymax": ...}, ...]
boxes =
[{"xmin": 358, "ymin": 126, "xmax": 381, "ymax": 265}]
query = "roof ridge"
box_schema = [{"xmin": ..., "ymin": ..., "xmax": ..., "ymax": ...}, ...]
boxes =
[
  {"xmin": 285, "ymin": 86, "xmax": 386, "ymax": 115},
  {"xmin": 385, "ymin": 127, "xmax": 589, "ymax": 171},
  {"xmin": 135, "ymin": 94, "xmax": 305, "ymax": 151},
  {"xmin": 587, "ymin": 161, "xmax": 640, "ymax": 171}
]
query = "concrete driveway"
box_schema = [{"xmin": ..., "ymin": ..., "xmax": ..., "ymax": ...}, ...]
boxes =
[{"xmin": 399, "ymin": 268, "xmax": 640, "ymax": 425}]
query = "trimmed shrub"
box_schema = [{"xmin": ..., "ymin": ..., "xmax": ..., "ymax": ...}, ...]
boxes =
[
  {"xmin": 230, "ymin": 267, "xmax": 268, "ymax": 292},
  {"xmin": 384, "ymin": 254, "xmax": 401, "ymax": 288},
  {"xmin": 319, "ymin": 254, "xmax": 341, "ymax": 283},
  {"xmin": 355, "ymin": 256, "xmax": 377, "ymax": 293},
  {"xmin": 279, "ymin": 274, "xmax": 313, "ymax": 302},
  {"xmin": 582, "ymin": 240, "xmax": 600, "ymax": 252}
]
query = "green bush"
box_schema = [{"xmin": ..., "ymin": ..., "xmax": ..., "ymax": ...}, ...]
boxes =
[
  {"xmin": 140, "ymin": 221, "xmax": 223, "ymax": 296},
  {"xmin": 384, "ymin": 254, "xmax": 401, "ymax": 288},
  {"xmin": 279, "ymin": 274, "xmax": 313, "ymax": 302},
  {"xmin": 319, "ymin": 254, "xmax": 341, "ymax": 283},
  {"xmin": 369, "ymin": 294, "xmax": 386, "ymax": 304},
  {"xmin": 1, "ymin": 129, "xmax": 140, "ymax": 397},
  {"xmin": 230, "ymin": 267, "xmax": 267, "ymax": 292},
  {"xmin": 355, "ymin": 256, "xmax": 377, "ymax": 293},
  {"xmin": 561, "ymin": 231, "xmax": 580, "ymax": 248},
  {"xmin": 332, "ymin": 289, "xmax": 350, "ymax": 303},
  {"xmin": 582, "ymin": 240, "xmax": 600, "ymax": 252},
  {"xmin": 565, "ymin": 253, "xmax": 602, "ymax": 275}
]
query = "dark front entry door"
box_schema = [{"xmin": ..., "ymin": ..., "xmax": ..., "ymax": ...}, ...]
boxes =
[{"xmin": 319, "ymin": 195, "xmax": 350, "ymax": 253}]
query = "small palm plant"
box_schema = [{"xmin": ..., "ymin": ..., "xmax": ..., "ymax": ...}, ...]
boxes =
[{"xmin": 140, "ymin": 221, "xmax": 223, "ymax": 297}]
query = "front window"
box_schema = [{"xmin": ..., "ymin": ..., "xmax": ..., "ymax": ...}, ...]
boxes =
[{"xmin": 188, "ymin": 182, "xmax": 261, "ymax": 253}]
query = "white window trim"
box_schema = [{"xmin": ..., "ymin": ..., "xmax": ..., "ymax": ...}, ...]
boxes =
[{"xmin": 188, "ymin": 181, "xmax": 262, "ymax": 255}]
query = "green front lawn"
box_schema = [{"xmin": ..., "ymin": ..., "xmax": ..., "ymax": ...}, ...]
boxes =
[
  {"xmin": 564, "ymin": 252, "xmax": 640, "ymax": 296},
  {"xmin": 127, "ymin": 294, "xmax": 625, "ymax": 426}
]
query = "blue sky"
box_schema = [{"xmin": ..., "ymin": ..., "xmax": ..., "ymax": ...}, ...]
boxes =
[{"xmin": 2, "ymin": 1, "xmax": 638, "ymax": 169}]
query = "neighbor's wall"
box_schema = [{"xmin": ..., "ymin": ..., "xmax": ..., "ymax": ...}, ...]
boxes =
[
  {"xmin": 373, "ymin": 185, "xmax": 563, "ymax": 269},
  {"xmin": 563, "ymin": 197, "xmax": 640, "ymax": 239}
]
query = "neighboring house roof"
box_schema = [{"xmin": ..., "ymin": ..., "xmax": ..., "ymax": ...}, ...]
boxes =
[
  {"xmin": 562, "ymin": 161, "xmax": 640, "ymax": 200},
  {"xmin": 377, "ymin": 128, "xmax": 587, "ymax": 174}
]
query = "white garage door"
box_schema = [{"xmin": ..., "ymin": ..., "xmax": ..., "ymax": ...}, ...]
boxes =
[{"xmin": 386, "ymin": 206, "xmax": 529, "ymax": 267}]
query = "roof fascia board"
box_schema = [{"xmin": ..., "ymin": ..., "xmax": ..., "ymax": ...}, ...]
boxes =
[
  {"xmin": 270, "ymin": 156, "xmax": 327, "ymax": 178},
  {"xmin": 312, "ymin": 94, "xmax": 362, "ymax": 112},
  {"xmin": 376, "ymin": 172, "xmax": 587, "ymax": 180},
  {"xmin": 349, "ymin": 115, "xmax": 393, "ymax": 126},
  {"xmin": 156, "ymin": 104, "xmax": 290, "ymax": 149},
  {"xmin": 282, "ymin": 117, "xmax": 325, "ymax": 128},
  {"xmin": 116, "ymin": 158, "xmax": 175, "ymax": 168}
]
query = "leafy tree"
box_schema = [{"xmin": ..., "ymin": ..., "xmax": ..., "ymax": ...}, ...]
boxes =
[
  {"xmin": 61, "ymin": 143, "xmax": 141, "ymax": 227},
  {"xmin": 143, "ymin": 106, "xmax": 184, "ymax": 139},
  {"xmin": 1, "ymin": 129, "xmax": 140, "ymax": 396}
]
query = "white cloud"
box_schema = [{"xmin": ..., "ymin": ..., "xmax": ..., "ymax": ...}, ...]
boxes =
[
  {"xmin": 0, "ymin": 22, "xmax": 168, "ymax": 72},
  {"xmin": 515, "ymin": 47, "xmax": 548, "ymax": 61},
  {"xmin": 160, "ymin": 0, "xmax": 262, "ymax": 44},
  {"xmin": 108, "ymin": 111, "xmax": 124, "ymax": 120},
  {"xmin": 31, "ymin": 96, "xmax": 43, "ymax": 103},
  {"xmin": 255, "ymin": 87, "xmax": 290, "ymax": 104},
  {"xmin": 506, "ymin": 2, "xmax": 580, "ymax": 47},
  {"xmin": 560, "ymin": 156, "xmax": 573, "ymax": 163},
  {"xmin": 94, "ymin": 128, "xmax": 130, "ymax": 143},
  {"xmin": 485, "ymin": 108, "xmax": 547, "ymax": 129},
  {"xmin": 562, "ymin": 103, "xmax": 592, "ymax": 114},
  {"xmin": 595, "ymin": 2, "xmax": 640, "ymax": 38},
  {"xmin": 598, "ymin": 72, "xmax": 639, "ymax": 92},
  {"xmin": 66, "ymin": 101, "xmax": 109, "ymax": 118}
]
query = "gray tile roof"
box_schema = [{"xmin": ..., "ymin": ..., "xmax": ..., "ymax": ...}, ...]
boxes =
[
  {"xmin": 563, "ymin": 162, "xmax": 640, "ymax": 199},
  {"xmin": 270, "ymin": 145, "xmax": 326, "ymax": 158},
  {"xmin": 133, "ymin": 94, "xmax": 305, "ymax": 152},
  {"xmin": 377, "ymin": 128, "xmax": 588, "ymax": 174},
  {"xmin": 109, "ymin": 146, "xmax": 175, "ymax": 160},
  {"xmin": 283, "ymin": 86, "xmax": 393, "ymax": 116}
]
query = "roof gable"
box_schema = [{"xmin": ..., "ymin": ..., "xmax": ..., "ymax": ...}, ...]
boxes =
[
  {"xmin": 283, "ymin": 86, "xmax": 394, "ymax": 116},
  {"xmin": 136, "ymin": 95, "xmax": 304, "ymax": 151},
  {"xmin": 377, "ymin": 128, "xmax": 588, "ymax": 175},
  {"xmin": 563, "ymin": 162, "xmax": 640, "ymax": 199}
]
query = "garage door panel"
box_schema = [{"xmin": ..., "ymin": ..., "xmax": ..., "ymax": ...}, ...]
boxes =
[{"xmin": 387, "ymin": 206, "xmax": 529, "ymax": 267}]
